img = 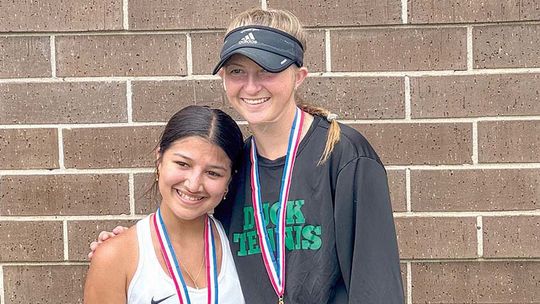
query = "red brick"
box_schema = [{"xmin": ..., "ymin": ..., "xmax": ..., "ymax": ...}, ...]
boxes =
[
  {"xmin": 474, "ymin": 24, "xmax": 540, "ymax": 69},
  {"xmin": 0, "ymin": 174, "xmax": 129, "ymax": 216},
  {"xmin": 0, "ymin": 37, "xmax": 50, "ymax": 78},
  {"xmin": 353, "ymin": 123, "xmax": 472, "ymax": 165},
  {"xmin": 68, "ymin": 219, "xmax": 138, "ymax": 261},
  {"xmin": 0, "ymin": 129, "xmax": 59, "ymax": 170},
  {"xmin": 412, "ymin": 261, "xmax": 540, "ymax": 303},
  {"xmin": 268, "ymin": 0, "xmax": 402, "ymax": 26},
  {"xmin": 484, "ymin": 216, "xmax": 540, "ymax": 258},
  {"xmin": 0, "ymin": 221, "xmax": 63, "ymax": 262},
  {"xmin": 395, "ymin": 217, "xmax": 477, "ymax": 259},
  {"xmin": 56, "ymin": 35, "xmax": 186, "ymax": 77},
  {"xmin": 134, "ymin": 173, "xmax": 157, "ymax": 215},
  {"xmin": 131, "ymin": 80, "xmax": 235, "ymax": 122},
  {"xmin": 408, "ymin": 0, "xmax": 540, "ymax": 24},
  {"xmin": 411, "ymin": 74, "xmax": 540, "ymax": 118},
  {"xmin": 412, "ymin": 169, "xmax": 540, "ymax": 211},
  {"xmin": 387, "ymin": 170, "xmax": 407, "ymax": 212},
  {"xmin": 331, "ymin": 28, "xmax": 466, "ymax": 72},
  {"xmin": 3, "ymin": 265, "xmax": 87, "ymax": 304},
  {"xmin": 128, "ymin": 0, "xmax": 258, "ymax": 30},
  {"xmin": 0, "ymin": 82, "xmax": 126, "ymax": 124},
  {"xmin": 63, "ymin": 126, "xmax": 161, "ymax": 169},
  {"xmin": 478, "ymin": 121, "xmax": 540, "ymax": 163},
  {"xmin": 0, "ymin": 0, "xmax": 122, "ymax": 32},
  {"xmin": 300, "ymin": 77, "xmax": 405, "ymax": 119}
]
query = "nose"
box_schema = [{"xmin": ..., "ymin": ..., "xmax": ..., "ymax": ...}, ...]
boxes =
[
  {"xmin": 244, "ymin": 74, "xmax": 262, "ymax": 95},
  {"xmin": 184, "ymin": 171, "xmax": 203, "ymax": 192}
]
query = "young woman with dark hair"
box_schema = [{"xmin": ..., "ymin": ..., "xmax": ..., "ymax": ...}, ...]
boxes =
[{"xmin": 84, "ymin": 106, "xmax": 245, "ymax": 304}]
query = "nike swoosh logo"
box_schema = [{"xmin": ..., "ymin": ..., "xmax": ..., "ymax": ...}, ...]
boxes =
[{"xmin": 151, "ymin": 294, "xmax": 174, "ymax": 304}]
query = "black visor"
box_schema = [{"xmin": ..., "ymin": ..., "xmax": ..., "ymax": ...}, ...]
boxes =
[{"xmin": 212, "ymin": 25, "xmax": 304, "ymax": 74}]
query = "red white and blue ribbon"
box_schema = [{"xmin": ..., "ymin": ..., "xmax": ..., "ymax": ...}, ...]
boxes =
[
  {"xmin": 249, "ymin": 107, "xmax": 305, "ymax": 300},
  {"xmin": 153, "ymin": 208, "xmax": 218, "ymax": 304}
]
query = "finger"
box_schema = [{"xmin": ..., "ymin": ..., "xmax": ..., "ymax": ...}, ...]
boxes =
[
  {"xmin": 112, "ymin": 226, "xmax": 128, "ymax": 235},
  {"xmin": 90, "ymin": 241, "xmax": 99, "ymax": 251},
  {"xmin": 98, "ymin": 231, "xmax": 112, "ymax": 242}
]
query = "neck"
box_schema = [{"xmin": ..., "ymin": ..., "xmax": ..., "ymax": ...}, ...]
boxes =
[
  {"xmin": 250, "ymin": 107, "xmax": 314, "ymax": 160},
  {"xmin": 158, "ymin": 206, "xmax": 206, "ymax": 244}
]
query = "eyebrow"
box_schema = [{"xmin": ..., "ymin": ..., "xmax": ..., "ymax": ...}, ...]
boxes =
[{"xmin": 172, "ymin": 153, "xmax": 229, "ymax": 171}]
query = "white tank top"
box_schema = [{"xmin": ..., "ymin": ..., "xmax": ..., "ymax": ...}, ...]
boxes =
[{"xmin": 127, "ymin": 215, "xmax": 245, "ymax": 304}]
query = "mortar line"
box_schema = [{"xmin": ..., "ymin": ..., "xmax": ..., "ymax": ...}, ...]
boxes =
[
  {"xmin": 3, "ymin": 115, "xmax": 540, "ymax": 130},
  {"xmin": 402, "ymin": 257, "xmax": 540, "ymax": 263},
  {"xmin": 0, "ymin": 262, "xmax": 90, "ymax": 266},
  {"xmin": 407, "ymin": 262, "xmax": 412, "ymax": 304},
  {"xmin": 2, "ymin": 67, "xmax": 540, "ymax": 83},
  {"xmin": 0, "ymin": 122, "xmax": 165, "ymax": 129},
  {"xmin": 0, "ymin": 215, "xmax": 147, "ymax": 221},
  {"xmin": 467, "ymin": 26, "xmax": 474, "ymax": 70},
  {"xmin": 186, "ymin": 33, "xmax": 193, "ymax": 76},
  {"xmin": 129, "ymin": 173, "xmax": 135, "ymax": 215},
  {"xmin": 57, "ymin": 128, "xmax": 65, "ymax": 169},
  {"xmin": 2, "ymin": 20, "xmax": 540, "ymax": 37},
  {"xmin": 404, "ymin": 76, "xmax": 411, "ymax": 120},
  {"xmin": 50, "ymin": 35, "xmax": 57, "ymax": 78},
  {"xmin": 1, "ymin": 210, "xmax": 538, "ymax": 222},
  {"xmin": 0, "ymin": 168, "xmax": 154, "ymax": 175},
  {"xmin": 325, "ymin": 30, "xmax": 332, "ymax": 72},
  {"xmin": 63, "ymin": 220, "xmax": 69, "ymax": 260},
  {"xmin": 477, "ymin": 216, "xmax": 484, "ymax": 258},
  {"xmin": 123, "ymin": 0, "xmax": 129, "ymax": 30},
  {"xmin": 472, "ymin": 121, "xmax": 479, "ymax": 164},
  {"xmin": 126, "ymin": 80, "xmax": 133, "ymax": 123},
  {"xmin": 401, "ymin": 0, "xmax": 408, "ymax": 24},
  {"xmin": 393, "ymin": 210, "xmax": 540, "ymax": 217},
  {"xmin": 0, "ymin": 265, "xmax": 4, "ymax": 304},
  {"xmin": 261, "ymin": 0, "xmax": 267, "ymax": 10},
  {"xmin": 3, "ymin": 162, "xmax": 540, "ymax": 177},
  {"xmin": 406, "ymin": 169, "xmax": 412, "ymax": 212}
]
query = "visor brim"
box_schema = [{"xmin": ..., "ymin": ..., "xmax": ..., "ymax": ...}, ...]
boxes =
[{"xmin": 212, "ymin": 48, "xmax": 296, "ymax": 75}]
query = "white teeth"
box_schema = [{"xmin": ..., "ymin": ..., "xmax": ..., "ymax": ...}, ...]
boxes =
[
  {"xmin": 176, "ymin": 189, "xmax": 203, "ymax": 201},
  {"xmin": 242, "ymin": 97, "xmax": 268, "ymax": 105}
]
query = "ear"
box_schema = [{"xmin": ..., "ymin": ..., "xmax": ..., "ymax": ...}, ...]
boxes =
[
  {"xmin": 294, "ymin": 66, "xmax": 308, "ymax": 90},
  {"xmin": 155, "ymin": 148, "xmax": 162, "ymax": 170}
]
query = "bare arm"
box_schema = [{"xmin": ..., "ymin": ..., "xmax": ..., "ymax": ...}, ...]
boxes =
[{"xmin": 84, "ymin": 227, "xmax": 136, "ymax": 303}]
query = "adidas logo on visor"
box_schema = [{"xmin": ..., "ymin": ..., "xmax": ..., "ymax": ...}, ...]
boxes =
[{"xmin": 238, "ymin": 33, "xmax": 257, "ymax": 44}]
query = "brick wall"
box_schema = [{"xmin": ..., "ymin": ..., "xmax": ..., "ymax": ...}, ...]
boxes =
[{"xmin": 1, "ymin": 0, "xmax": 539, "ymax": 303}]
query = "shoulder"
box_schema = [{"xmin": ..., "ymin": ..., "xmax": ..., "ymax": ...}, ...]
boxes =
[
  {"xmin": 91, "ymin": 224, "xmax": 139, "ymax": 266},
  {"xmin": 84, "ymin": 223, "xmax": 140, "ymax": 302}
]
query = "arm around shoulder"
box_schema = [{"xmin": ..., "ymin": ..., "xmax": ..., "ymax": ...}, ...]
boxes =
[
  {"xmin": 334, "ymin": 157, "xmax": 404, "ymax": 304},
  {"xmin": 84, "ymin": 227, "xmax": 137, "ymax": 304}
]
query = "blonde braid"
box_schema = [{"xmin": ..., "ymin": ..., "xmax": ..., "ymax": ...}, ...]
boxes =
[{"xmin": 298, "ymin": 103, "xmax": 341, "ymax": 165}]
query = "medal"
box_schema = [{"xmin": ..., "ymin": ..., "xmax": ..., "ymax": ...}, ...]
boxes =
[
  {"xmin": 250, "ymin": 107, "xmax": 304, "ymax": 303},
  {"xmin": 153, "ymin": 208, "xmax": 219, "ymax": 304}
]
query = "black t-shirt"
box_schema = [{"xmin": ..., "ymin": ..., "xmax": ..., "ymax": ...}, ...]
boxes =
[{"xmin": 216, "ymin": 116, "xmax": 404, "ymax": 304}]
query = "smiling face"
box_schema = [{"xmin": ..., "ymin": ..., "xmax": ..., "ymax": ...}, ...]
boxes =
[
  {"xmin": 219, "ymin": 54, "xmax": 308, "ymax": 127},
  {"xmin": 157, "ymin": 136, "xmax": 232, "ymax": 222}
]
